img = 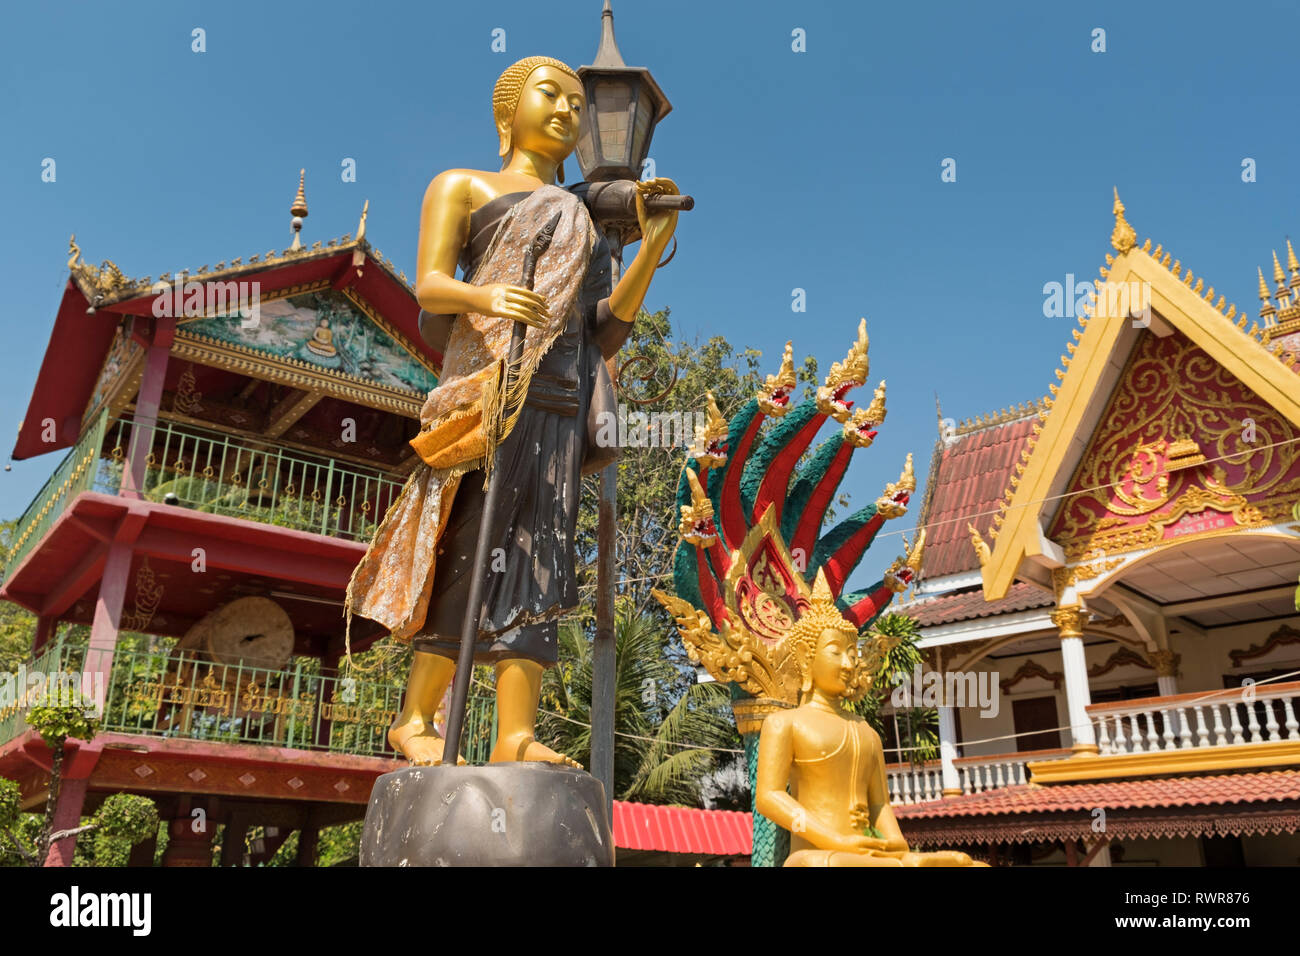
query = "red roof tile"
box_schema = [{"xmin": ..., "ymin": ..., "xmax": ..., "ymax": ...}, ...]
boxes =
[
  {"xmin": 612, "ymin": 801, "xmax": 752, "ymax": 856},
  {"xmin": 919, "ymin": 416, "xmax": 1038, "ymax": 579},
  {"xmin": 893, "ymin": 769, "xmax": 1300, "ymax": 819},
  {"xmin": 903, "ymin": 581, "xmax": 1053, "ymax": 627}
]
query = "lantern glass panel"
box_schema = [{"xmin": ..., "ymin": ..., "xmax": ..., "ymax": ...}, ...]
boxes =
[
  {"xmin": 593, "ymin": 78, "xmax": 633, "ymax": 169},
  {"xmin": 576, "ymin": 119, "xmax": 597, "ymax": 175},
  {"xmin": 630, "ymin": 89, "xmax": 653, "ymax": 172}
]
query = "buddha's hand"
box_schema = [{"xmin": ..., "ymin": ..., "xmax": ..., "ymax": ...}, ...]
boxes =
[
  {"xmin": 826, "ymin": 833, "xmax": 892, "ymax": 854},
  {"xmin": 476, "ymin": 283, "xmax": 552, "ymax": 330},
  {"xmin": 635, "ymin": 178, "xmax": 680, "ymax": 251}
]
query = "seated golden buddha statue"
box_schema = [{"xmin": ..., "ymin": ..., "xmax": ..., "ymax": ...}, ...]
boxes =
[
  {"xmin": 306, "ymin": 317, "xmax": 337, "ymax": 357},
  {"xmin": 755, "ymin": 572, "xmax": 985, "ymax": 867}
]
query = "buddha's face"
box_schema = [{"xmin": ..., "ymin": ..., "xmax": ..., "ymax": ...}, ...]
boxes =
[
  {"xmin": 810, "ymin": 627, "xmax": 859, "ymax": 698},
  {"xmin": 503, "ymin": 65, "xmax": 584, "ymax": 162}
]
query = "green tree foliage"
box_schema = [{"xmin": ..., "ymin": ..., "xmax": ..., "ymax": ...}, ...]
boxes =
[
  {"xmin": 88, "ymin": 793, "xmax": 160, "ymax": 866},
  {"xmin": 0, "ymin": 778, "xmax": 158, "ymax": 867},
  {"xmin": 575, "ymin": 307, "xmax": 820, "ymax": 612},
  {"xmin": 850, "ymin": 612, "xmax": 939, "ymax": 764},
  {"xmin": 26, "ymin": 703, "xmax": 100, "ymax": 864},
  {"xmin": 538, "ymin": 602, "xmax": 739, "ymax": 805}
]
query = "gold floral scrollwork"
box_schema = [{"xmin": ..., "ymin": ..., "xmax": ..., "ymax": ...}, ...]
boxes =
[
  {"xmin": 1049, "ymin": 606, "xmax": 1086, "ymax": 638},
  {"xmin": 651, "ymin": 588, "xmax": 803, "ymax": 705},
  {"xmin": 1146, "ymin": 649, "xmax": 1180, "ymax": 678},
  {"xmin": 1051, "ymin": 330, "xmax": 1300, "ymax": 560},
  {"xmin": 1051, "ymin": 557, "xmax": 1126, "ymax": 599},
  {"xmin": 121, "ymin": 558, "xmax": 165, "ymax": 632}
]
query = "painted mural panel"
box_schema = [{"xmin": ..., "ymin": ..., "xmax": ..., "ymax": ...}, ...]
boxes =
[{"xmin": 182, "ymin": 289, "xmax": 438, "ymax": 395}]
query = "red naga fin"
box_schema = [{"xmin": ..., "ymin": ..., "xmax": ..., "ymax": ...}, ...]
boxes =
[
  {"xmin": 841, "ymin": 581, "xmax": 897, "ymax": 629},
  {"xmin": 821, "ymin": 509, "xmax": 888, "ymax": 595},
  {"xmin": 748, "ymin": 406, "xmax": 826, "ymax": 529},
  {"xmin": 718, "ymin": 406, "xmax": 766, "ymax": 551}
]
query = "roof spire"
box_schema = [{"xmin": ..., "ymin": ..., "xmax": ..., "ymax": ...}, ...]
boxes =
[
  {"xmin": 1110, "ymin": 187, "xmax": 1136, "ymax": 254},
  {"xmin": 1272, "ymin": 249, "xmax": 1291, "ymax": 315},
  {"xmin": 356, "ymin": 199, "xmax": 369, "ymax": 245},
  {"xmin": 1288, "ymin": 239, "xmax": 1300, "ymax": 288},
  {"xmin": 1259, "ymin": 266, "xmax": 1278, "ymax": 322},
  {"xmin": 592, "ymin": 0, "xmax": 627, "ymax": 68},
  {"xmin": 290, "ymin": 169, "xmax": 308, "ymax": 251}
]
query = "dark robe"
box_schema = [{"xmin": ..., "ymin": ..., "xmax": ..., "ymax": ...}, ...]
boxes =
[{"xmin": 412, "ymin": 188, "xmax": 626, "ymax": 665}]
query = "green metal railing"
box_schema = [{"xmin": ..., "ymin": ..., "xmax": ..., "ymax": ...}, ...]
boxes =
[
  {"xmin": 0, "ymin": 639, "xmax": 498, "ymax": 764},
  {"xmin": 104, "ymin": 414, "xmax": 405, "ymax": 541},
  {"xmin": 4, "ymin": 408, "xmax": 110, "ymax": 577},
  {"xmin": 3, "ymin": 412, "xmax": 408, "ymax": 579}
]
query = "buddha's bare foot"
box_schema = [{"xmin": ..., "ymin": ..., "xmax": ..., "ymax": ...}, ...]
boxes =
[
  {"xmin": 388, "ymin": 716, "xmax": 465, "ymax": 766},
  {"xmin": 491, "ymin": 732, "xmax": 582, "ymax": 768}
]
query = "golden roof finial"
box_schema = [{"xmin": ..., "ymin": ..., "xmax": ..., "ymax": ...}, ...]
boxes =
[
  {"xmin": 1287, "ymin": 239, "xmax": 1299, "ymax": 276},
  {"xmin": 290, "ymin": 169, "xmax": 309, "ymax": 251},
  {"xmin": 356, "ymin": 199, "xmax": 369, "ymax": 245},
  {"xmin": 1272, "ymin": 250, "xmax": 1292, "ymax": 316},
  {"xmin": 1259, "ymin": 267, "xmax": 1271, "ymax": 302},
  {"xmin": 291, "ymin": 169, "xmax": 309, "ymax": 218},
  {"xmin": 1111, "ymin": 187, "xmax": 1137, "ymax": 254}
]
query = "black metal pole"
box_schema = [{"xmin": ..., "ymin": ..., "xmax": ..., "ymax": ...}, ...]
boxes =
[
  {"xmin": 590, "ymin": 242, "xmax": 621, "ymax": 817},
  {"xmin": 441, "ymin": 210, "xmax": 563, "ymax": 765}
]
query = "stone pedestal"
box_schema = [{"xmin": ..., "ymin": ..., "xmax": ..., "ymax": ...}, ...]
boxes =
[{"xmin": 360, "ymin": 764, "xmax": 615, "ymax": 867}]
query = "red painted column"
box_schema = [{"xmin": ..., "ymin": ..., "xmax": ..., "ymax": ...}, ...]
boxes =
[
  {"xmin": 120, "ymin": 316, "xmax": 175, "ymax": 500},
  {"xmin": 83, "ymin": 539, "xmax": 131, "ymax": 706},
  {"xmin": 42, "ymin": 774, "xmax": 89, "ymax": 867}
]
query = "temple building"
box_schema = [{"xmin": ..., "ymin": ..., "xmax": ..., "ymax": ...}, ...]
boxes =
[
  {"xmin": 0, "ymin": 174, "xmax": 444, "ymax": 864},
  {"xmin": 891, "ymin": 192, "xmax": 1300, "ymax": 866}
]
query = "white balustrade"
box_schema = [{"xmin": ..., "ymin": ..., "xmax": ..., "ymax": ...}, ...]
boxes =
[
  {"xmin": 887, "ymin": 749, "xmax": 1070, "ymax": 803},
  {"xmin": 1089, "ymin": 682, "xmax": 1300, "ymax": 756}
]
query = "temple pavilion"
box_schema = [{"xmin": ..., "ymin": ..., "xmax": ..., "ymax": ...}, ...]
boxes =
[
  {"xmin": 0, "ymin": 174, "xmax": 446, "ymax": 864},
  {"xmin": 891, "ymin": 192, "xmax": 1300, "ymax": 866}
]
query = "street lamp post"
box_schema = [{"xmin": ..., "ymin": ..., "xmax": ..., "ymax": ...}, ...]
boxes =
[{"xmin": 576, "ymin": 1, "xmax": 673, "ymax": 815}]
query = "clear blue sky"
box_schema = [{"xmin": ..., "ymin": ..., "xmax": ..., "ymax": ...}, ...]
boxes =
[{"xmin": 3, "ymin": 0, "xmax": 1298, "ymax": 571}]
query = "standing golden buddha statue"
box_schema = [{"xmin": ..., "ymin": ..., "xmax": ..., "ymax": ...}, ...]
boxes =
[{"xmin": 345, "ymin": 56, "xmax": 680, "ymax": 767}]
